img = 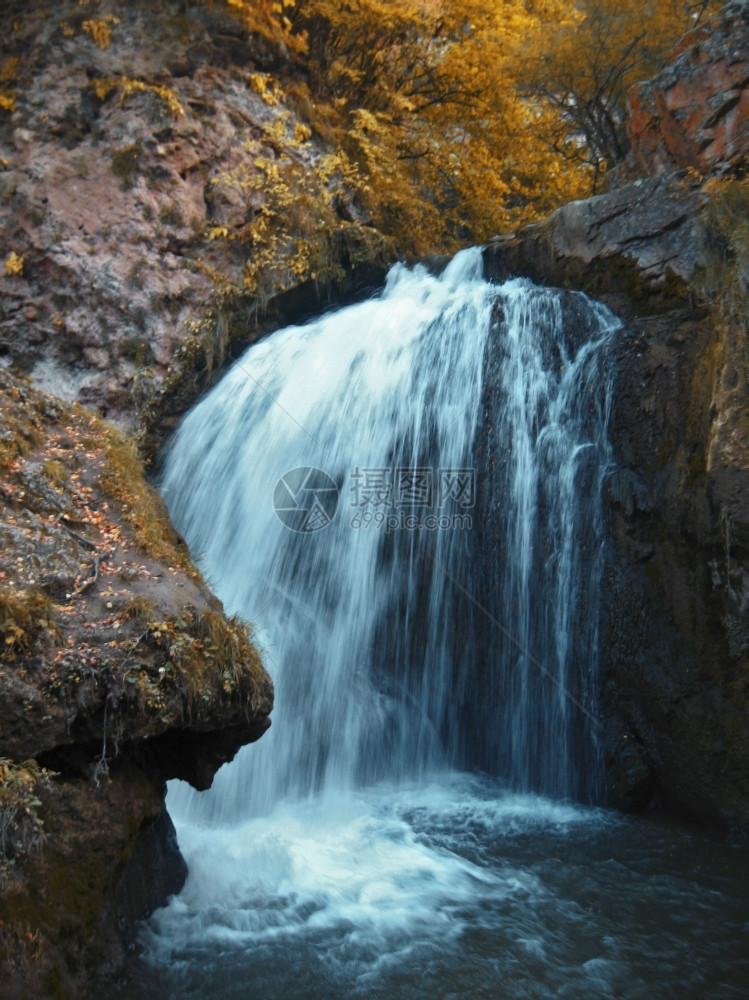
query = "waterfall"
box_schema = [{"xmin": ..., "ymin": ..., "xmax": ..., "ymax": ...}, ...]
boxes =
[
  {"xmin": 137, "ymin": 255, "xmax": 748, "ymax": 1000},
  {"xmin": 475, "ymin": 285, "xmax": 617, "ymax": 801},
  {"xmin": 160, "ymin": 248, "xmax": 619, "ymax": 823}
]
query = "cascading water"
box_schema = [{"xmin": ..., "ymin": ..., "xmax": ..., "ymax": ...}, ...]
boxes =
[
  {"xmin": 162, "ymin": 249, "xmax": 614, "ymax": 820},
  {"xmin": 134, "ymin": 251, "xmax": 749, "ymax": 1000},
  {"xmin": 473, "ymin": 286, "xmax": 616, "ymax": 800},
  {"xmin": 163, "ymin": 249, "xmax": 497, "ymax": 820}
]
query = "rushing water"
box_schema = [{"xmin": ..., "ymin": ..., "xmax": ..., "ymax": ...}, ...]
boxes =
[{"xmin": 129, "ymin": 251, "xmax": 749, "ymax": 998}]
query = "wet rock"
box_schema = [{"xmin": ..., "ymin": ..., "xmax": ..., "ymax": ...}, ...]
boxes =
[{"xmin": 482, "ymin": 7, "xmax": 749, "ymax": 831}]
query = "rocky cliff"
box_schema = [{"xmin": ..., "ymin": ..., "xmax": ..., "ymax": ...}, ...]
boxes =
[
  {"xmin": 0, "ymin": 0, "xmax": 394, "ymax": 459},
  {"xmin": 0, "ymin": 369, "xmax": 273, "ymax": 997},
  {"xmin": 484, "ymin": 0, "xmax": 749, "ymax": 829},
  {"xmin": 0, "ymin": 1, "xmax": 395, "ymax": 993},
  {"xmin": 627, "ymin": 0, "xmax": 748, "ymax": 179}
]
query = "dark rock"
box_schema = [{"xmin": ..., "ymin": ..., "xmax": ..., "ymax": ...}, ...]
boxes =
[
  {"xmin": 484, "ymin": 175, "xmax": 749, "ymax": 828},
  {"xmin": 483, "ymin": 172, "xmax": 703, "ymax": 315},
  {"xmin": 113, "ymin": 804, "xmax": 187, "ymax": 930},
  {"xmin": 481, "ymin": 7, "xmax": 749, "ymax": 829}
]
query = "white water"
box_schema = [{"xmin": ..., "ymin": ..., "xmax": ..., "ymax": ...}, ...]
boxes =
[
  {"xmin": 138, "ymin": 774, "xmax": 748, "ymax": 999},
  {"xmin": 131, "ymin": 252, "xmax": 749, "ymax": 998},
  {"xmin": 162, "ymin": 249, "xmax": 500, "ymax": 819},
  {"xmin": 161, "ymin": 249, "xmax": 617, "ymax": 822}
]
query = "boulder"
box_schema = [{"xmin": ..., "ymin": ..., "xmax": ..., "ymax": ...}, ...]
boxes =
[{"xmin": 0, "ymin": 371, "xmax": 273, "ymax": 996}]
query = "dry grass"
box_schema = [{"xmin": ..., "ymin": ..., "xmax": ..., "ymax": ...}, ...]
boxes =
[
  {"xmin": 115, "ymin": 595, "xmax": 156, "ymax": 624},
  {"xmin": 699, "ymin": 176, "xmax": 749, "ymax": 325},
  {"xmin": 0, "ymin": 377, "xmax": 44, "ymax": 471},
  {"xmin": 94, "ymin": 424, "xmax": 193, "ymax": 570},
  {"xmin": 0, "ymin": 588, "xmax": 61, "ymax": 661}
]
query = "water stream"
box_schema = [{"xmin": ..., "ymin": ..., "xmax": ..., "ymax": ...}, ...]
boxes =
[{"xmin": 128, "ymin": 250, "xmax": 748, "ymax": 999}]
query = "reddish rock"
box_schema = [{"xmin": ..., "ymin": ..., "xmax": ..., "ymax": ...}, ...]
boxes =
[
  {"xmin": 0, "ymin": 0, "xmax": 392, "ymax": 434},
  {"xmin": 627, "ymin": 0, "xmax": 749, "ymax": 177}
]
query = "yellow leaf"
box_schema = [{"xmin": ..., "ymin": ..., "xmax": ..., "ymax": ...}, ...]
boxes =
[{"xmin": 5, "ymin": 251, "xmax": 24, "ymax": 276}]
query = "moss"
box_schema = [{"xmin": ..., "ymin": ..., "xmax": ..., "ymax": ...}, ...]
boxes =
[
  {"xmin": 93, "ymin": 424, "xmax": 192, "ymax": 571},
  {"xmin": 110, "ymin": 143, "xmax": 143, "ymax": 190},
  {"xmin": 115, "ymin": 605, "xmax": 264, "ymax": 727},
  {"xmin": 159, "ymin": 203, "xmax": 185, "ymax": 227}
]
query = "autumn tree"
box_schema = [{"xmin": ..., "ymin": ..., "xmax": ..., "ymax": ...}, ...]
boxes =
[
  {"xmin": 521, "ymin": 0, "xmax": 723, "ymax": 186},
  {"xmin": 279, "ymin": 0, "xmax": 590, "ymax": 250},
  {"xmin": 215, "ymin": 0, "xmax": 720, "ymax": 252}
]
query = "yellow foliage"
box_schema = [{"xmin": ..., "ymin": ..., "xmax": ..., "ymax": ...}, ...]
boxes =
[
  {"xmin": 95, "ymin": 424, "xmax": 191, "ymax": 567},
  {"xmin": 226, "ymin": 0, "xmax": 308, "ymax": 56},
  {"xmin": 519, "ymin": 0, "xmax": 723, "ymax": 182},
  {"xmin": 0, "ymin": 57, "xmax": 19, "ymax": 85},
  {"xmin": 82, "ymin": 16, "xmax": 121, "ymax": 50},
  {"xmin": 94, "ymin": 76, "xmax": 184, "ymax": 118},
  {"xmin": 206, "ymin": 0, "xmax": 724, "ymax": 268},
  {"xmin": 209, "ymin": 124, "xmax": 369, "ymax": 294},
  {"xmin": 0, "ymin": 56, "xmax": 20, "ymax": 115},
  {"xmin": 249, "ymin": 72, "xmax": 284, "ymax": 106},
  {"xmin": 4, "ymin": 252, "xmax": 24, "ymax": 276},
  {"xmin": 266, "ymin": 0, "xmax": 721, "ymax": 251}
]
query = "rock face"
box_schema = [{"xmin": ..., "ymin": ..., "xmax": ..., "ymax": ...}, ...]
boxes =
[
  {"xmin": 0, "ymin": 370, "xmax": 273, "ymax": 997},
  {"xmin": 483, "ymin": 172, "xmax": 704, "ymax": 308},
  {"xmin": 0, "ymin": 0, "xmax": 394, "ymax": 453},
  {"xmin": 483, "ymin": 4, "xmax": 749, "ymax": 828},
  {"xmin": 626, "ymin": 0, "xmax": 749, "ymax": 178},
  {"xmin": 487, "ymin": 180, "xmax": 749, "ymax": 827}
]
